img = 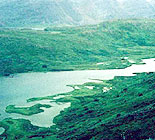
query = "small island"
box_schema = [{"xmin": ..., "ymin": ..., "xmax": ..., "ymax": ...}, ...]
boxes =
[{"xmin": 6, "ymin": 104, "xmax": 52, "ymax": 116}]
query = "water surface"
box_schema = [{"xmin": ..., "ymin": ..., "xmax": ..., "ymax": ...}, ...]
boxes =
[{"xmin": 0, "ymin": 58, "xmax": 155, "ymax": 127}]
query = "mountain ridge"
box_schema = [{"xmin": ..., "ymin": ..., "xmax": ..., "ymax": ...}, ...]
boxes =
[{"xmin": 0, "ymin": 0, "xmax": 155, "ymax": 27}]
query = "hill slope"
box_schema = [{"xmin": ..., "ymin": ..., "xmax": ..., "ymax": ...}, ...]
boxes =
[
  {"xmin": 0, "ymin": 0, "xmax": 154, "ymax": 27},
  {"xmin": 0, "ymin": 19, "xmax": 155, "ymax": 76},
  {"xmin": 1, "ymin": 72, "xmax": 155, "ymax": 139}
]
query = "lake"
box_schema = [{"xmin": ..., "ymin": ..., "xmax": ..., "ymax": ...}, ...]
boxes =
[{"xmin": 0, "ymin": 58, "xmax": 155, "ymax": 127}]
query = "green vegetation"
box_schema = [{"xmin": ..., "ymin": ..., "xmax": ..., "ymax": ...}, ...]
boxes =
[
  {"xmin": 53, "ymin": 72, "xmax": 155, "ymax": 139},
  {"xmin": 27, "ymin": 94, "xmax": 67, "ymax": 103},
  {"xmin": 1, "ymin": 72, "xmax": 155, "ymax": 139},
  {"xmin": 0, "ymin": 118, "xmax": 56, "ymax": 140},
  {"xmin": 5, "ymin": 104, "xmax": 51, "ymax": 116},
  {"xmin": 0, "ymin": 19, "xmax": 155, "ymax": 139},
  {"xmin": 0, "ymin": 19, "xmax": 155, "ymax": 76}
]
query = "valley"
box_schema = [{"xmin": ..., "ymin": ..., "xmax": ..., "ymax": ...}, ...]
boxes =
[{"xmin": 0, "ymin": 19, "xmax": 155, "ymax": 139}]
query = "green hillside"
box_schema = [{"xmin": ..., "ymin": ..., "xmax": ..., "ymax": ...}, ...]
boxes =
[
  {"xmin": 54, "ymin": 72, "xmax": 155, "ymax": 140},
  {"xmin": 0, "ymin": 19, "xmax": 155, "ymax": 76},
  {"xmin": 0, "ymin": 0, "xmax": 155, "ymax": 139},
  {"xmin": 1, "ymin": 72, "xmax": 155, "ymax": 139},
  {"xmin": 0, "ymin": 18, "xmax": 155, "ymax": 139}
]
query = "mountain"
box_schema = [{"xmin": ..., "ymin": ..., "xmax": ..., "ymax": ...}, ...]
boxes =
[
  {"xmin": 0, "ymin": 0, "xmax": 82, "ymax": 27},
  {"xmin": 0, "ymin": 0, "xmax": 155, "ymax": 27}
]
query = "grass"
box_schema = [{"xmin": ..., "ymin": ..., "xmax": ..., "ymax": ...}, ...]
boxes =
[
  {"xmin": 5, "ymin": 104, "xmax": 51, "ymax": 116},
  {"xmin": 53, "ymin": 72, "xmax": 155, "ymax": 140},
  {"xmin": 0, "ymin": 19, "xmax": 155, "ymax": 76},
  {"xmin": 1, "ymin": 72, "xmax": 155, "ymax": 139},
  {"xmin": 0, "ymin": 19, "xmax": 155, "ymax": 139},
  {"xmin": 0, "ymin": 118, "xmax": 56, "ymax": 140}
]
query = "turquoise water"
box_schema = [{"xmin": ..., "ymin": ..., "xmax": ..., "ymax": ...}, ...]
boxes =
[{"xmin": 0, "ymin": 58, "xmax": 155, "ymax": 127}]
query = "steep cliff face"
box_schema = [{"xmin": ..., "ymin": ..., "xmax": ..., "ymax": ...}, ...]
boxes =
[{"xmin": 0, "ymin": 0, "xmax": 154, "ymax": 27}]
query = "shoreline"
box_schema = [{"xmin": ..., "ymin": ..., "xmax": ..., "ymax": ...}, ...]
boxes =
[
  {"xmin": 1, "ymin": 56, "xmax": 155, "ymax": 78},
  {"xmin": 0, "ymin": 57, "xmax": 154, "ymax": 127}
]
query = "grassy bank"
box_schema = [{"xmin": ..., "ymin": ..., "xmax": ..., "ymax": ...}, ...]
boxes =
[
  {"xmin": 0, "ymin": 19, "xmax": 155, "ymax": 76},
  {"xmin": 1, "ymin": 72, "xmax": 155, "ymax": 139},
  {"xmin": 0, "ymin": 118, "xmax": 56, "ymax": 140},
  {"xmin": 0, "ymin": 19, "xmax": 155, "ymax": 139},
  {"xmin": 6, "ymin": 104, "xmax": 51, "ymax": 116},
  {"xmin": 53, "ymin": 72, "xmax": 155, "ymax": 139}
]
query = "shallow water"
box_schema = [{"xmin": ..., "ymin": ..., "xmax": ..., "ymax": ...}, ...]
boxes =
[
  {"xmin": 11, "ymin": 101, "xmax": 71, "ymax": 127},
  {"xmin": 0, "ymin": 58, "xmax": 155, "ymax": 127},
  {"xmin": 0, "ymin": 127, "xmax": 5, "ymax": 135}
]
